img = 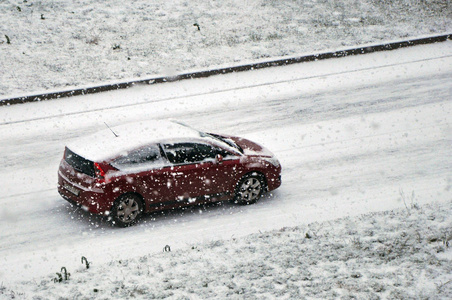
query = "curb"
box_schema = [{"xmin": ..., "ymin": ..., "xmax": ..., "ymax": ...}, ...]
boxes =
[{"xmin": 1, "ymin": 33, "xmax": 450, "ymax": 107}]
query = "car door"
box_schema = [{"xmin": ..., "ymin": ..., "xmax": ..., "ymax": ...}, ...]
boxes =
[
  {"xmin": 161, "ymin": 142, "xmax": 239, "ymax": 203},
  {"xmin": 111, "ymin": 144, "xmax": 174, "ymax": 210},
  {"xmin": 195, "ymin": 143, "xmax": 241, "ymax": 198}
]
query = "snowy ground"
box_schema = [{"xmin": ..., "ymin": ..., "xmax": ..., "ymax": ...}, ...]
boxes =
[
  {"xmin": 0, "ymin": 40, "xmax": 451, "ymax": 298},
  {"xmin": 2, "ymin": 201, "xmax": 451, "ymax": 299},
  {"xmin": 0, "ymin": 0, "xmax": 450, "ymax": 97}
]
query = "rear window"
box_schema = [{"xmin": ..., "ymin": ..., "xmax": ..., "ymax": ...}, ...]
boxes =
[{"xmin": 65, "ymin": 147, "xmax": 95, "ymax": 177}]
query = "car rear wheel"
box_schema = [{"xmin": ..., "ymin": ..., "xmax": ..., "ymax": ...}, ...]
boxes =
[
  {"xmin": 234, "ymin": 174, "xmax": 265, "ymax": 205},
  {"xmin": 111, "ymin": 194, "xmax": 143, "ymax": 227}
]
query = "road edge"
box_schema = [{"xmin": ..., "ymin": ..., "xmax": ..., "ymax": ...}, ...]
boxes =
[{"xmin": 1, "ymin": 33, "xmax": 450, "ymax": 107}]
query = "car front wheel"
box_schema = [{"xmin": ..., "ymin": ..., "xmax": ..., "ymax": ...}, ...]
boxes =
[
  {"xmin": 234, "ymin": 174, "xmax": 265, "ymax": 205},
  {"xmin": 111, "ymin": 194, "xmax": 143, "ymax": 227}
]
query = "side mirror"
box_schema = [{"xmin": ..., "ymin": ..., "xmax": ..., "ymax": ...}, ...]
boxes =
[{"xmin": 215, "ymin": 154, "xmax": 224, "ymax": 164}]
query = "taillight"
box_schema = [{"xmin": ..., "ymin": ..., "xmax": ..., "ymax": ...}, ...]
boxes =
[{"xmin": 94, "ymin": 162, "xmax": 106, "ymax": 183}]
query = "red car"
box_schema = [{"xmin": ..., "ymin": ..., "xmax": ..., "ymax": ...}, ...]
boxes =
[{"xmin": 58, "ymin": 120, "xmax": 281, "ymax": 227}]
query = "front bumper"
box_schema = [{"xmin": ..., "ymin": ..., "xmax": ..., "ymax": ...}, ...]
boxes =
[{"xmin": 266, "ymin": 165, "xmax": 282, "ymax": 191}]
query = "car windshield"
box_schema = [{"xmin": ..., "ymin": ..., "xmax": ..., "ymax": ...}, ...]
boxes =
[
  {"xmin": 168, "ymin": 121, "xmax": 243, "ymax": 154},
  {"xmin": 202, "ymin": 132, "xmax": 243, "ymax": 154}
]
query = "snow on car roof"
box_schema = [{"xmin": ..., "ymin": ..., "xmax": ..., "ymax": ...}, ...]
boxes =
[{"xmin": 67, "ymin": 120, "xmax": 202, "ymax": 161}]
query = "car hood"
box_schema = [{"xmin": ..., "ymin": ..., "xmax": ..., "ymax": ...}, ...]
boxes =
[{"xmin": 229, "ymin": 136, "xmax": 275, "ymax": 158}]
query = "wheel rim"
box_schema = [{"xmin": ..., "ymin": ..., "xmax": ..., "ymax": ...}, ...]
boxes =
[
  {"xmin": 116, "ymin": 197, "xmax": 140, "ymax": 223},
  {"xmin": 239, "ymin": 177, "xmax": 262, "ymax": 202}
]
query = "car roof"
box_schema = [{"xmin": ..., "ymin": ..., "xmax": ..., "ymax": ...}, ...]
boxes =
[{"xmin": 67, "ymin": 120, "xmax": 203, "ymax": 161}]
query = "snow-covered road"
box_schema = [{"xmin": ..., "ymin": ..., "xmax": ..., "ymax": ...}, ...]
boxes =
[{"xmin": 0, "ymin": 42, "xmax": 451, "ymax": 286}]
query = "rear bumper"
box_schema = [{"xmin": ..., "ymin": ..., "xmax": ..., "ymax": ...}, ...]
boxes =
[{"xmin": 58, "ymin": 171, "xmax": 112, "ymax": 214}]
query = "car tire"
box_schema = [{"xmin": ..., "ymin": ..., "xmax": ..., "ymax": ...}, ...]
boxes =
[
  {"xmin": 111, "ymin": 194, "xmax": 143, "ymax": 227},
  {"xmin": 233, "ymin": 173, "xmax": 265, "ymax": 205}
]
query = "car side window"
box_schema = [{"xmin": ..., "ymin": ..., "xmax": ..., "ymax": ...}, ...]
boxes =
[
  {"xmin": 112, "ymin": 145, "xmax": 163, "ymax": 170},
  {"xmin": 163, "ymin": 143, "xmax": 223, "ymax": 165}
]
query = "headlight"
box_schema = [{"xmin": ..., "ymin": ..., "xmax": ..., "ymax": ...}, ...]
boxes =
[{"xmin": 262, "ymin": 157, "xmax": 280, "ymax": 168}]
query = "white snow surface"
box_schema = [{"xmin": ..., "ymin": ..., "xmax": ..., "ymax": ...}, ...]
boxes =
[
  {"xmin": 0, "ymin": 0, "xmax": 451, "ymax": 97},
  {"xmin": 0, "ymin": 40, "xmax": 451, "ymax": 298},
  {"xmin": 3, "ymin": 201, "xmax": 452, "ymax": 299}
]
